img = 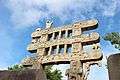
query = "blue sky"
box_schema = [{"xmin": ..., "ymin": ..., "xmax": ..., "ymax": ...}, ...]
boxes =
[{"xmin": 0, "ymin": 0, "xmax": 120, "ymax": 80}]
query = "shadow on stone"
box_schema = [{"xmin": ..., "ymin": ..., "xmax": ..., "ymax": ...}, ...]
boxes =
[
  {"xmin": 108, "ymin": 53, "xmax": 120, "ymax": 80},
  {"xmin": 0, "ymin": 69, "xmax": 47, "ymax": 80}
]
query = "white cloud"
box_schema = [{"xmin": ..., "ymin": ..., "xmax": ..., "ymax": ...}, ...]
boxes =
[
  {"xmin": 101, "ymin": 0, "xmax": 118, "ymax": 17},
  {"xmin": 4, "ymin": 0, "xmax": 120, "ymax": 28},
  {"xmin": 0, "ymin": 67, "xmax": 7, "ymax": 70},
  {"xmin": 11, "ymin": 8, "xmax": 47, "ymax": 28}
]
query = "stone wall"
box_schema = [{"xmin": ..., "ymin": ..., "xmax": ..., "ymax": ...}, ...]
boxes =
[
  {"xmin": 108, "ymin": 53, "xmax": 120, "ymax": 80},
  {"xmin": 0, "ymin": 69, "xmax": 47, "ymax": 80}
]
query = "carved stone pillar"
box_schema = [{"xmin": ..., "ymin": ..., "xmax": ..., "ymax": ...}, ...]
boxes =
[
  {"xmin": 66, "ymin": 30, "xmax": 68, "ymax": 38},
  {"xmin": 48, "ymin": 46, "xmax": 52, "ymax": 55},
  {"xmin": 66, "ymin": 60, "xmax": 83, "ymax": 80},
  {"xmin": 64, "ymin": 44, "xmax": 67, "ymax": 54},
  {"xmin": 58, "ymin": 31, "xmax": 61, "ymax": 39},
  {"xmin": 37, "ymin": 48, "xmax": 44, "ymax": 56},
  {"xmin": 56, "ymin": 45, "xmax": 59, "ymax": 54},
  {"xmin": 72, "ymin": 43, "xmax": 83, "ymax": 54},
  {"xmin": 73, "ymin": 24, "xmax": 82, "ymax": 36},
  {"xmin": 52, "ymin": 32, "xmax": 55, "ymax": 40}
]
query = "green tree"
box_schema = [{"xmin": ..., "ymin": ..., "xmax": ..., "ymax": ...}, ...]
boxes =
[
  {"xmin": 104, "ymin": 32, "xmax": 120, "ymax": 50},
  {"xmin": 44, "ymin": 65, "xmax": 62, "ymax": 80},
  {"xmin": 8, "ymin": 64, "xmax": 24, "ymax": 71},
  {"xmin": 8, "ymin": 64, "xmax": 62, "ymax": 80}
]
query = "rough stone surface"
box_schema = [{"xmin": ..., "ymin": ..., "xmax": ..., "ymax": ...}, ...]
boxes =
[
  {"xmin": 22, "ymin": 19, "xmax": 103, "ymax": 80},
  {"xmin": 108, "ymin": 53, "xmax": 120, "ymax": 80},
  {"xmin": 0, "ymin": 69, "xmax": 47, "ymax": 80}
]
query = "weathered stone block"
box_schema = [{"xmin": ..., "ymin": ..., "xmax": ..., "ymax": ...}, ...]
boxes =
[
  {"xmin": 108, "ymin": 53, "xmax": 120, "ymax": 80},
  {"xmin": 0, "ymin": 69, "xmax": 47, "ymax": 80}
]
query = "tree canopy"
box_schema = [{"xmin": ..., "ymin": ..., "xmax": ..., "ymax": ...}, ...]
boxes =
[
  {"xmin": 44, "ymin": 65, "xmax": 62, "ymax": 80},
  {"xmin": 104, "ymin": 32, "xmax": 120, "ymax": 50},
  {"xmin": 8, "ymin": 64, "xmax": 24, "ymax": 71}
]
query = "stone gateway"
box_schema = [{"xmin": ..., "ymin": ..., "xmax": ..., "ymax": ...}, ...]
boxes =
[{"xmin": 22, "ymin": 19, "xmax": 103, "ymax": 80}]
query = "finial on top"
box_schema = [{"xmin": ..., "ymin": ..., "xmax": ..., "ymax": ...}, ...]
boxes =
[{"xmin": 46, "ymin": 20, "xmax": 53, "ymax": 28}]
